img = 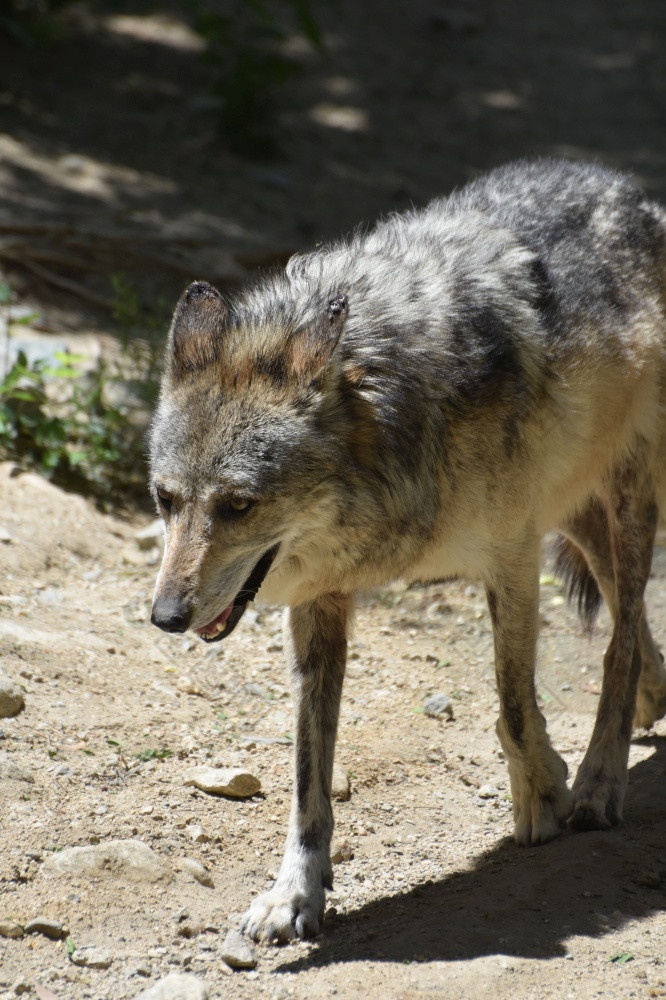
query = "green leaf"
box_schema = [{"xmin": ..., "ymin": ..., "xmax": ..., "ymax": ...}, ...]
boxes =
[
  {"xmin": 10, "ymin": 311, "xmax": 40, "ymax": 326},
  {"xmin": 609, "ymin": 952, "xmax": 634, "ymax": 964},
  {"xmin": 66, "ymin": 936, "xmax": 76, "ymax": 956}
]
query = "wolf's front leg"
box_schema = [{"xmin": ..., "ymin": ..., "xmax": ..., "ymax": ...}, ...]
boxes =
[
  {"xmin": 242, "ymin": 592, "xmax": 350, "ymax": 943},
  {"xmin": 485, "ymin": 544, "xmax": 572, "ymax": 845}
]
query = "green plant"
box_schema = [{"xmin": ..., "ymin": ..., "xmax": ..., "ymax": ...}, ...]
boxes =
[
  {"xmin": 190, "ymin": 0, "xmax": 324, "ymax": 157},
  {"xmin": 0, "ymin": 0, "xmax": 73, "ymax": 45},
  {"xmin": 0, "ymin": 349, "xmax": 144, "ymax": 506},
  {"xmin": 136, "ymin": 748, "xmax": 173, "ymax": 762}
]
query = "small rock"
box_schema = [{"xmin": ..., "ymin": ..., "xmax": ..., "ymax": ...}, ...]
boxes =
[
  {"xmin": 24, "ymin": 917, "xmax": 65, "ymax": 940},
  {"xmin": 0, "ymin": 677, "xmax": 24, "ymax": 719},
  {"xmin": 46, "ymin": 839, "xmax": 169, "ymax": 883},
  {"xmin": 176, "ymin": 921, "xmax": 202, "ymax": 939},
  {"xmin": 243, "ymin": 683, "xmax": 266, "ymax": 699},
  {"xmin": 177, "ymin": 676, "xmax": 203, "ymax": 696},
  {"xmin": 70, "ymin": 945, "xmax": 113, "ymax": 969},
  {"xmin": 0, "ymin": 920, "xmax": 23, "ymax": 939},
  {"xmin": 635, "ymin": 871, "xmax": 661, "ymax": 889},
  {"xmin": 221, "ymin": 928, "xmax": 257, "ymax": 970},
  {"xmin": 183, "ymin": 767, "xmax": 260, "ymax": 799},
  {"xmin": 331, "ymin": 763, "xmax": 351, "ymax": 801},
  {"xmin": 477, "ymin": 784, "xmax": 499, "ymax": 799},
  {"xmin": 423, "ymin": 693, "xmax": 454, "ymax": 719},
  {"xmin": 182, "ymin": 857, "xmax": 214, "ymax": 888},
  {"xmin": 133, "ymin": 962, "xmax": 153, "ymax": 977},
  {"xmin": 136, "ymin": 519, "xmax": 164, "ymax": 550},
  {"xmin": 186, "ymin": 824, "xmax": 210, "ymax": 844},
  {"xmin": 10, "ymin": 979, "xmax": 31, "ymax": 996},
  {"xmin": 0, "ymin": 526, "xmax": 12, "ymax": 544},
  {"xmin": 331, "ymin": 840, "xmax": 354, "ymax": 864},
  {"xmin": 135, "ymin": 973, "xmax": 209, "ymax": 999}
]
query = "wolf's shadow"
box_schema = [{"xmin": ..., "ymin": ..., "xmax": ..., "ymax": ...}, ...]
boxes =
[{"xmin": 278, "ymin": 736, "xmax": 666, "ymax": 970}]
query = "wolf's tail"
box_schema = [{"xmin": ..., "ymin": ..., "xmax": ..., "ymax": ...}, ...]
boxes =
[{"xmin": 552, "ymin": 535, "xmax": 603, "ymax": 631}]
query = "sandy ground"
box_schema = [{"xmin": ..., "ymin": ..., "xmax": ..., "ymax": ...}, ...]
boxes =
[
  {"xmin": 0, "ymin": 464, "xmax": 664, "ymax": 999},
  {"xmin": 1, "ymin": 1, "xmax": 666, "ymax": 996}
]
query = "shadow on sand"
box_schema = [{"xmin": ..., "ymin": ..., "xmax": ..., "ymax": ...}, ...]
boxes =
[{"xmin": 279, "ymin": 736, "xmax": 666, "ymax": 970}]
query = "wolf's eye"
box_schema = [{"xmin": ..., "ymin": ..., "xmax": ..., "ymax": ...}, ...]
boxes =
[
  {"xmin": 155, "ymin": 487, "xmax": 173, "ymax": 513},
  {"xmin": 217, "ymin": 497, "xmax": 253, "ymax": 518}
]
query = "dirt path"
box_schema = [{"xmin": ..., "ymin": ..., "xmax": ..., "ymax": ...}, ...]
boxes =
[
  {"xmin": 1, "ymin": 1, "xmax": 666, "ymax": 996},
  {"xmin": 0, "ymin": 464, "xmax": 664, "ymax": 998}
]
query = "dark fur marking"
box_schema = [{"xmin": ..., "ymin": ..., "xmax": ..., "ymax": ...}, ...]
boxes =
[
  {"xmin": 500, "ymin": 682, "xmax": 525, "ymax": 746},
  {"xmin": 299, "ymin": 823, "xmax": 325, "ymax": 852},
  {"xmin": 447, "ymin": 302, "xmax": 524, "ymax": 408},
  {"xmin": 295, "ymin": 717, "xmax": 312, "ymax": 812}
]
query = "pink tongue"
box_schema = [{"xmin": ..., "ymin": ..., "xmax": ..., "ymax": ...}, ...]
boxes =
[{"xmin": 196, "ymin": 601, "xmax": 234, "ymax": 635}]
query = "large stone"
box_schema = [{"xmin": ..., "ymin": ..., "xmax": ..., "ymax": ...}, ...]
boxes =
[
  {"xmin": 183, "ymin": 767, "xmax": 260, "ymax": 799},
  {"xmin": 135, "ymin": 973, "xmax": 209, "ymax": 1000},
  {"xmin": 24, "ymin": 916, "xmax": 65, "ymax": 939},
  {"xmin": 0, "ymin": 919, "xmax": 24, "ymax": 938},
  {"xmin": 0, "ymin": 675, "xmax": 24, "ymax": 718},
  {"xmin": 0, "ymin": 753, "xmax": 33, "ymax": 783},
  {"xmin": 45, "ymin": 839, "xmax": 169, "ymax": 883},
  {"xmin": 69, "ymin": 945, "xmax": 113, "ymax": 968}
]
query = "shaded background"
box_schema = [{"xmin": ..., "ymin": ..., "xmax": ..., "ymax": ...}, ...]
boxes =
[
  {"xmin": 0, "ymin": 0, "xmax": 665, "ymax": 499},
  {"xmin": 2, "ymin": 0, "xmax": 665, "ymax": 304}
]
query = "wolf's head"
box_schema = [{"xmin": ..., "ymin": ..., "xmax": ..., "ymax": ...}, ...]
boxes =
[{"xmin": 149, "ymin": 279, "xmax": 349, "ymax": 642}]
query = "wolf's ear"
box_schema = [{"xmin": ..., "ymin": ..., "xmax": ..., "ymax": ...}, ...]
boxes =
[
  {"xmin": 287, "ymin": 294, "xmax": 348, "ymax": 382},
  {"xmin": 168, "ymin": 281, "xmax": 229, "ymax": 376}
]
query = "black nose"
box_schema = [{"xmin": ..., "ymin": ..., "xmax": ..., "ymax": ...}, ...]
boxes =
[{"xmin": 150, "ymin": 596, "xmax": 193, "ymax": 634}]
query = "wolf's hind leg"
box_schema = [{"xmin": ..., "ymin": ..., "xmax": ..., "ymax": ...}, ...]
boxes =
[
  {"xmin": 485, "ymin": 540, "xmax": 572, "ymax": 846},
  {"xmin": 560, "ymin": 500, "xmax": 666, "ymax": 732},
  {"xmin": 634, "ymin": 616, "xmax": 666, "ymax": 729},
  {"xmin": 569, "ymin": 451, "xmax": 657, "ymax": 829},
  {"xmin": 241, "ymin": 593, "xmax": 349, "ymax": 943}
]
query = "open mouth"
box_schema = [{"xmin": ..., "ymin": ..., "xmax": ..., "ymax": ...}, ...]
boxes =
[{"xmin": 194, "ymin": 544, "xmax": 279, "ymax": 643}]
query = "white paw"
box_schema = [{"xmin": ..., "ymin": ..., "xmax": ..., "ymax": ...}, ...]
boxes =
[
  {"xmin": 508, "ymin": 751, "xmax": 572, "ymax": 845},
  {"xmin": 570, "ymin": 772, "xmax": 624, "ymax": 830},
  {"xmin": 512, "ymin": 781, "xmax": 573, "ymax": 845},
  {"xmin": 241, "ymin": 882, "xmax": 325, "ymax": 943}
]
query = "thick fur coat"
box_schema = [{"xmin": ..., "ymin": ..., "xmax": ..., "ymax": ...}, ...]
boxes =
[{"xmin": 150, "ymin": 160, "xmax": 666, "ymax": 942}]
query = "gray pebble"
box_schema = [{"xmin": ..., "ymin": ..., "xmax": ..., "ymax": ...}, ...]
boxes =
[
  {"xmin": 423, "ymin": 693, "xmax": 454, "ymax": 719},
  {"xmin": 221, "ymin": 928, "xmax": 257, "ymax": 970},
  {"xmin": 477, "ymin": 784, "xmax": 500, "ymax": 799}
]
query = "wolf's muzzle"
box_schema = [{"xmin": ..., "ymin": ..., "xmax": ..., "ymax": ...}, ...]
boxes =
[{"xmin": 150, "ymin": 595, "xmax": 192, "ymax": 634}]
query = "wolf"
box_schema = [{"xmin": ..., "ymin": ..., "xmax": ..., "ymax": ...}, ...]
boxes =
[{"xmin": 149, "ymin": 159, "xmax": 666, "ymax": 943}]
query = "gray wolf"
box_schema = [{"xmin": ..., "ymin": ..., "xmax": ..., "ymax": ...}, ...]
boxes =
[{"xmin": 149, "ymin": 159, "xmax": 666, "ymax": 943}]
